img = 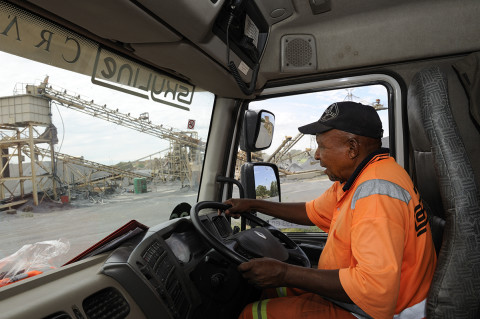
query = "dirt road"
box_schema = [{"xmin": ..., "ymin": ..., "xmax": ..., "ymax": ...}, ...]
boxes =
[{"xmin": 0, "ymin": 176, "xmax": 332, "ymax": 265}]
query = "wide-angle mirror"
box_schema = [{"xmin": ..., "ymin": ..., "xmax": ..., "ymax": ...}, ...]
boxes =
[{"xmin": 240, "ymin": 162, "xmax": 280, "ymax": 201}]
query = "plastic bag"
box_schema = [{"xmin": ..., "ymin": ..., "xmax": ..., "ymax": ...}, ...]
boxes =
[{"xmin": 0, "ymin": 239, "xmax": 70, "ymax": 287}]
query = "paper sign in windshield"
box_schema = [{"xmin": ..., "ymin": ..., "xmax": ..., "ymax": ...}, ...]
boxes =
[{"xmin": 91, "ymin": 48, "xmax": 195, "ymax": 111}]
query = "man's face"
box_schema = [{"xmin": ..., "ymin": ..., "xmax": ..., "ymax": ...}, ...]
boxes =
[{"xmin": 314, "ymin": 130, "xmax": 353, "ymax": 183}]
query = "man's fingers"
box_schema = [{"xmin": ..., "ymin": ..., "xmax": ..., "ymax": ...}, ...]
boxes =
[
  {"xmin": 237, "ymin": 260, "xmax": 253, "ymax": 273},
  {"xmin": 224, "ymin": 209, "xmax": 241, "ymax": 218},
  {"xmin": 238, "ymin": 260, "xmax": 270, "ymax": 288}
]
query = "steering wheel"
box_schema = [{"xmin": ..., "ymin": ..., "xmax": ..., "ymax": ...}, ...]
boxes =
[{"xmin": 191, "ymin": 201, "xmax": 311, "ymax": 267}]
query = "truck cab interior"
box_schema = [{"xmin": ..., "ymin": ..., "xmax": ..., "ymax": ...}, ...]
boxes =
[{"xmin": 0, "ymin": 0, "xmax": 479, "ymax": 318}]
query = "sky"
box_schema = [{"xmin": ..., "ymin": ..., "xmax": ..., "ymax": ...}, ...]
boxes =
[
  {"xmin": 0, "ymin": 51, "xmax": 388, "ymax": 165},
  {"xmin": 250, "ymin": 86, "xmax": 389, "ymax": 153}
]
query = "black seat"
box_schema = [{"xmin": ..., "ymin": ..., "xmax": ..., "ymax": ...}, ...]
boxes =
[{"xmin": 407, "ymin": 59, "xmax": 480, "ymax": 318}]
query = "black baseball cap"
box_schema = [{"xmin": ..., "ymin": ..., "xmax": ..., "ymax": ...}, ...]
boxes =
[{"xmin": 298, "ymin": 101, "xmax": 383, "ymax": 139}]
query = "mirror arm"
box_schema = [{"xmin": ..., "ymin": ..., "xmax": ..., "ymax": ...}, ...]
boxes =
[
  {"xmin": 216, "ymin": 175, "xmax": 247, "ymax": 230},
  {"xmin": 216, "ymin": 176, "xmax": 245, "ymax": 199}
]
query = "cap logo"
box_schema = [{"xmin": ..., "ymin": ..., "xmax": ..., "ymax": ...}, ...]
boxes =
[{"xmin": 320, "ymin": 103, "xmax": 339, "ymax": 122}]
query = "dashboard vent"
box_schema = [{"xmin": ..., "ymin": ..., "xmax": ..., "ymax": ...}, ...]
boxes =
[
  {"xmin": 42, "ymin": 312, "xmax": 72, "ymax": 319},
  {"xmin": 142, "ymin": 240, "xmax": 165, "ymax": 268},
  {"xmin": 83, "ymin": 287, "xmax": 130, "ymax": 319},
  {"xmin": 212, "ymin": 216, "xmax": 231, "ymax": 238},
  {"xmin": 139, "ymin": 251, "xmax": 190, "ymax": 318},
  {"xmin": 168, "ymin": 280, "xmax": 189, "ymax": 318},
  {"xmin": 202, "ymin": 219, "xmax": 219, "ymax": 238}
]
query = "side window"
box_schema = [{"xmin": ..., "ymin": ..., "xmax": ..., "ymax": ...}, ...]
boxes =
[{"xmin": 247, "ymin": 85, "xmax": 389, "ymax": 232}]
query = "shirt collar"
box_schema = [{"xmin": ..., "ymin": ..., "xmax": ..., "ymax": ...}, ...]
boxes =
[{"xmin": 342, "ymin": 147, "xmax": 390, "ymax": 192}]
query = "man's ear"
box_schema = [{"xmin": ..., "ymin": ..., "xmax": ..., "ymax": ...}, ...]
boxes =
[{"xmin": 348, "ymin": 138, "xmax": 360, "ymax": 159}]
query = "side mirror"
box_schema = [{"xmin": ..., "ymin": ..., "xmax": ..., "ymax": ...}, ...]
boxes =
[
  {"xmin": 241, "ymin": 162, "xmax": 281, "ymax": 201},
  {"xmin": 240, "ymin": 110, "xmax": 275, "ymax": 152}
]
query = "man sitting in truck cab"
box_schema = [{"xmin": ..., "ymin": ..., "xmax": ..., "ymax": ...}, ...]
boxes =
[{"xmin": 224, "ymin": 101, "xmax": 437, "ymax": 319}]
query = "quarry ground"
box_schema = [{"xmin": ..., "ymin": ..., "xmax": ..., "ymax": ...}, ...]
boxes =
[{"xmin": 0, "ymin": 175, "xmax": 332, "ymax": 267}]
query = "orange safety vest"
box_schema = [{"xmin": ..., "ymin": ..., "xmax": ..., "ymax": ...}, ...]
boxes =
[{"xmin": 306, "ymin": 150, "xmax": 437, "ymax": 319}]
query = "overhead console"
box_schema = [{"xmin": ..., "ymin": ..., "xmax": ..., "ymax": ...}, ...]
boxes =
[
  {"xmin": 139, "ymin": 0, "xmax": 278, "ymax": 96},
  {"xmin": 214, "ymin": 0, "xmax": 269, "ymax": 71},
  {"xmin": 137, "ymin": 0, "xmax": 224, "ymax": 43},
  {"xmin": 213, "ymin": 0, "xmax": 268, "ymax": 95}
]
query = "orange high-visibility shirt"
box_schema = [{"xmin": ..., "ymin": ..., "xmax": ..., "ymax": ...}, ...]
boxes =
[{"xmin": 306, "ymin": 152, "xmax": 437, "ymax": 319}]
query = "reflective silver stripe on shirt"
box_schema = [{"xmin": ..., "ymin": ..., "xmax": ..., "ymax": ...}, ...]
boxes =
[
  {"xmin": 351, "ymin": 179, "xmax": 411, "ymax": 210},
  {"xmin": 393, "ymin": 299, "xmax": 426, "ymax": 319}
]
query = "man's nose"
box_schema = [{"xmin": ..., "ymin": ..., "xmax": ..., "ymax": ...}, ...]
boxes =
[{"xmin": 314, "ymin": 148, "xmax": 321, "ymax": 160}]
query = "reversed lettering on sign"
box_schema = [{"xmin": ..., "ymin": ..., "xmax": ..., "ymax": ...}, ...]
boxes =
[{"xmin": 92, "ymin": 48, "xmax": 195, "ymax": 111}]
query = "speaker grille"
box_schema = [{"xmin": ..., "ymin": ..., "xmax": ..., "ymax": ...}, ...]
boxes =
[
  {"xmin": 281, "ymin": 35, "xmax": 316, "ymax": 72},
  {"xmin": 285, "ymin": 38, "xmax": 313, "ymax": 67}
]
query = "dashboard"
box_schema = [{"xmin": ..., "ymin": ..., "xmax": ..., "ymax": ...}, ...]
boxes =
[{"xmin": 0, "ymin": 216, "xmax": 259, "ymax": 319}]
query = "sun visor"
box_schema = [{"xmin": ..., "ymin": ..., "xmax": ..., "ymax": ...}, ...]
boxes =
[
  {"xmin": 0, "ymin": 1, "xmax": 195, "ymax": 111},
  {"xmin": 26, "ymin": 0, "xmax": 182, "ymax": 43}
]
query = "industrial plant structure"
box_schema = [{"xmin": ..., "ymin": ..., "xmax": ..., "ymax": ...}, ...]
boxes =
[{"xmin": 0, "ymin": 78, "xmax": 204, "ymax": 209}]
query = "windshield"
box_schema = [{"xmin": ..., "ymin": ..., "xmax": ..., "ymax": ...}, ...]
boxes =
[{"xmin": 0, "ymin": 4, "xmax": 214, "ymax": 266}]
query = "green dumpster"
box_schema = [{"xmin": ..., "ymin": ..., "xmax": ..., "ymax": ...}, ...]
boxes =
[{"xmin": 133, "ymin": 178, "xmax": 147, "ymax": 194}]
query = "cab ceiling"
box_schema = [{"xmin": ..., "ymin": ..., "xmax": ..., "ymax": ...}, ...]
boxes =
[{"xmin": 12, "ymin": 0, "xmax": 480, "ymax": 98}]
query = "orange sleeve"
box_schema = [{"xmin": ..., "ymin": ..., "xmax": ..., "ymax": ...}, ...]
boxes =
[
  {"xmin": 305, "ymin": 182, "xmax": 339, "ymax": 233},
  {"xmin": 339, "ymin": 194, "xmax": 406, "ymax": 319}
]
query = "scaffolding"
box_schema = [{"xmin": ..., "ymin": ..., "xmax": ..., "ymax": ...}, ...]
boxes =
[{"xmin": 0, "ymin": 94, "xmax": 56, "ymax": 207}]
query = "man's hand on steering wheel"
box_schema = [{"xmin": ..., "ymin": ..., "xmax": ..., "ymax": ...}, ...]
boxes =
[
  {"xmin": 221, "ymin": 198, "xmax": 252, "ymax": 218},
  {"xmin": 238, "ymin": 257, "xmax": 288, "ymax": 288}
]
